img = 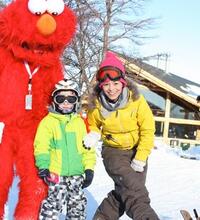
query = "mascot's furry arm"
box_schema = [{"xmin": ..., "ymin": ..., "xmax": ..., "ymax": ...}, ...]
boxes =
[{"xmin": 0, "ymin": 0, "xmax": 76, "ymax": 219}]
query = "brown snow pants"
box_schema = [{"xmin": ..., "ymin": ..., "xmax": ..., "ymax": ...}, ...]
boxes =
[{"xmin": 93, "ymin": 146, "xmax": 159, "ymax": 220}]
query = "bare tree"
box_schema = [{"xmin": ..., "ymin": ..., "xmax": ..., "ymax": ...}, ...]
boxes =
[
  {"xmin": 63, "ymin": 0, "xmax": 155, "ymax": 93},
  {"xmin": 63, "ymin": 0, "xmax": 103, "ymax": 94},
  {"xmin": 0, "ymin": 0, "xmax": 6, "ymax": 9}
]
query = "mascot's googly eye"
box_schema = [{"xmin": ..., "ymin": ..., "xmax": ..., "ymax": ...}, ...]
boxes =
[
  {"xmin": 46, "ymin": 0, "xmax": 65, "ymax": 15},
  {"xmin": 28, "ymin": 0, "xmax": 47, "ymax": 15}
]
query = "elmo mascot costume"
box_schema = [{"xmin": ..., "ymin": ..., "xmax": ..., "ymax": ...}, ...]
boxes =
[{"xmin": 0, "ymin": 0, "xmax": 76, "ymax": 219}]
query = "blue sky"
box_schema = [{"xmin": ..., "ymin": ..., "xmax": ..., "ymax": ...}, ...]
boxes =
[{"xmin": 139, "ymin": 0, "xmax": 200, "ymax": 84}]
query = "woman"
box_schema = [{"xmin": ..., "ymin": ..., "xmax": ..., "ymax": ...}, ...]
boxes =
[{"xmin": 84, "ymin": 52, "xmax": 160, "ymax": 220}]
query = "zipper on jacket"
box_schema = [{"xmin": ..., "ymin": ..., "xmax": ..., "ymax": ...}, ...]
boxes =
[
  {"xmin": 105, "ymin": 134, "xmax": 121, "ymax": 145},
  {"xmin": 60, "ymin": 121, "xmax": 70, "ymax": 176}
]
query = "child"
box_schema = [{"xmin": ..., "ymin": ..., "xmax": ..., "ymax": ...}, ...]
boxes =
[{"xmin": 34, "ymin": 79, "xmax": 96, "ymax": 220}]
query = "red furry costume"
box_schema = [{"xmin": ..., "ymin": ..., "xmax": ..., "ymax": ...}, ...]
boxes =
[{"xmin": 0, "ymin": 0, "xmax": 76, "ymax": 219}]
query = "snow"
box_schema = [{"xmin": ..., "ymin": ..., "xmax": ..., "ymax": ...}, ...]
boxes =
[{"xmin": 4, "ymin": 141, "xmax": 200, "ymax": 220}]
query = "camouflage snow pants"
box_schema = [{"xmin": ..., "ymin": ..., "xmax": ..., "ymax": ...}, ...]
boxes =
[{"xmin": 39, "ymin": 175, "xmax": 87, "ymax": 220}]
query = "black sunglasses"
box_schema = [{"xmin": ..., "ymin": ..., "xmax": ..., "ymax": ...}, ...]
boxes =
[{"xmin": 54, "ymin": 95, "xmax": 78, "ymax": 105}]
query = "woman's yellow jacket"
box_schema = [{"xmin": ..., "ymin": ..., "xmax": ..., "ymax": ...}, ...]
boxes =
[{"xmin": 88, "ymin": 94, "xmax": 155, "ymax": 162}]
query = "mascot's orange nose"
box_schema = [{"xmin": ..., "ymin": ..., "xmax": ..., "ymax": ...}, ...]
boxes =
[{"xmin": 36, "ymin": 14, "xmax": 57, "ymax": 36}]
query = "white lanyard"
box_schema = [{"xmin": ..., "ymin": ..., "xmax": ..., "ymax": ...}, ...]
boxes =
[
  {"xmin": 24, "ymin": 61, "xmax": 40, "ymax": 110},
  {"xmin": 24, "ymin": 61, "xmax": 40, "ymax": 94}
]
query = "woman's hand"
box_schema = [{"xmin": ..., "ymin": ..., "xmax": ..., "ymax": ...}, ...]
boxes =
[
  {"xmin": 131, "ymin": 159, "xmax": 146, "ymax": 172},
  {"xmin": 83, "ymin": 131, "xmax": 101, "ymax": 150}
]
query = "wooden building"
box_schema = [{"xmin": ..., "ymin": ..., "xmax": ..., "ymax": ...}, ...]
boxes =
[{"xmin": 117, "ymin": 53, "xmax": 200, "ymax": 148}]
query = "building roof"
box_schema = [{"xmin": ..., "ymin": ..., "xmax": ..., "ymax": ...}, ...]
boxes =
[
  {"xmin": 117, "ymin": 53, "xmax": 200, "ymax": 108},
  {"xmin": 134, "ymin": 59, "xmax": 200, "ymax": 98}
]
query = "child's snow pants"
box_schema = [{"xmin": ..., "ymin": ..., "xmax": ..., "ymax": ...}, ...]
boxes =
[{"xmin": 39, "ymin": 175, "xmax": 86, "ymax": 220}]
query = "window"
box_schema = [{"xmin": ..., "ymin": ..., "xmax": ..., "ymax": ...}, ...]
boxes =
[
  {"xmin": 139, "ymin": 88, "xmax": 166, "ymax": 117},
  {"xmin": 155, "ymin": 121, "xmax": 164, "ymax": 137},
  {"xmin": 170, "ymin": 97, "xmax": 200, "ymax": 120},
  {"xmin": 168, "ymin": 123, "xmax": 200, "ymax": 140}
]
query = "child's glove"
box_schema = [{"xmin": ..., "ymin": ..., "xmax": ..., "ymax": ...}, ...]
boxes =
[
  {"xmin": 38, "ymin": 169, "xmax": 50, "ymax": 180},
  {"xmin": 131, "ymin": 159, "xmax": 146, "ymax": 173},
  {"xmin": 83, "ymin": 169, "xmax": 94, "ymax": 188},
  {"xmin": 83, "ymin": 131, "xmax": 101, "ymax": 150},
  {"xmin": 38, "ymin": 169, "xmax": 51, "ymax": 184},
  {"xmin": 38, "ymin": 169, "xmax": 59, "ymax": 185}
]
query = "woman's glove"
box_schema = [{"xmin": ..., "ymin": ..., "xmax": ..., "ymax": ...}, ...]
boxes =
[
  {"xmin": 131, "ymin": 159, "xmax": 146, "ymax": 173},
  {"xmin": 83, "ymin": 169, "xmax": 94, "ymax": 188},
  {"xmin": 83, "ymin": 131, "xmax": 101, "ymax": 150}
]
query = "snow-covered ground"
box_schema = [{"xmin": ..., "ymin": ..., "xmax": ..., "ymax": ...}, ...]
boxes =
[{"xmin": 4, "ymin": 141, "xmax": 200, "ymax": 220}]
